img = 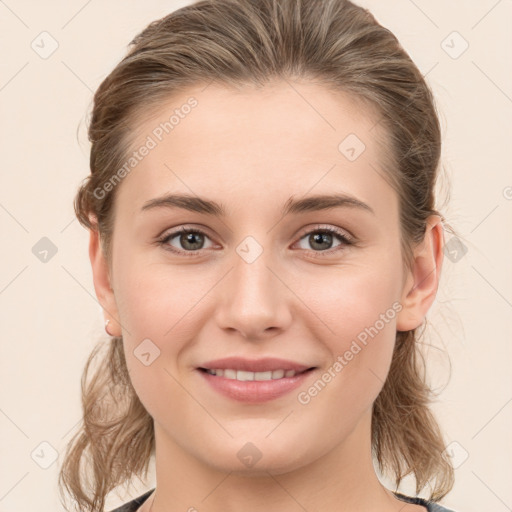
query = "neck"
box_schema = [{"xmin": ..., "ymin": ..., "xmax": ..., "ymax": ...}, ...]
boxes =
[{"xmin": 144, "ymin": 410, "xmax": 411, "ymax": 512}]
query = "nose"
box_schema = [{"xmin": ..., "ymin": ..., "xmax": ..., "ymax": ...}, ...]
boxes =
[{"xmin": 214, "ymin": 246, "xmax": 293, "ymax": 340}]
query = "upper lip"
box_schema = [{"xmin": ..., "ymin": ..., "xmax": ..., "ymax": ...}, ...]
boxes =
[{"xmin": 198, "ymin": 357, "xmax": 315, "ymax": 373}]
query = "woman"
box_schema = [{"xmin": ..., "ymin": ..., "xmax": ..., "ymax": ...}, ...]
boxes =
[{"xmin": 59, "ymin": 0, "xmax": 459, "ymax": 511}]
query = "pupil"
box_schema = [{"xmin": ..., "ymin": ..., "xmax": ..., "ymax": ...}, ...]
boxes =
[
  {"xmin": 182, "ymin": 232, "xmax": 203, "ymax": 250},
  {"xmin": 310, "ymin": 232, "xmax": 332, "ymax": 250}
]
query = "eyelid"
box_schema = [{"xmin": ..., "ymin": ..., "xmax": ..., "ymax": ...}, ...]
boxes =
[
  {"xmin": 157, "ymin": 224, "xmax": 355, "ymax": 256},
  {"xmin": 156, "ymin": 225, "xmax": 216, "ymax": 255},
  {"xmin": 294, "ymin": 224, "xmax": 355, "ymax": 244},
  {"xmin": 290, "ymin": 224, "xmax": 355, "ymax": 257}
]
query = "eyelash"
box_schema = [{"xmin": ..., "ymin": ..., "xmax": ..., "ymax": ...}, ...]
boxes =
[{"xmin": 156, "ymin": 225, "xmax": 354, "ymax": 258}]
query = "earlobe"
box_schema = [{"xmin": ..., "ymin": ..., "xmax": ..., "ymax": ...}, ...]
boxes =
[
  {"xmin": 89, "ymin": 228, "xmax": 121, "ymax": 336},
  {"xmin": 396, "ymin": 216, "xmax": 444, "ymax": 332}
]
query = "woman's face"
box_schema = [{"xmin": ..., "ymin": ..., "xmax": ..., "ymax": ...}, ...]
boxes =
[{"xmin": 93, "ymin": 80, "xmax": 434, "ymax": 475}]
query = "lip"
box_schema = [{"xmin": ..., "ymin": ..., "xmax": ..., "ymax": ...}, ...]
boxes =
[
  {"xmin": 196, "ymin": 357, "xmax": 317, "ymax": 404},
  {"xmin": 198, "ymin": 356, "xmax": 314, "ymax": 373},
  {"xmin": 197, "ymin": 368, "xmax": 316, "ymax": 403}
]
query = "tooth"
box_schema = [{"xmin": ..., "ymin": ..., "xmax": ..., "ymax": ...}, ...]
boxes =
[
  {"xmin": 237, "ymin": 370, "xmax": 255, "ymax": 381},
  {"xmin": 224, "ymin": 369, "xmax": 237, "ymax": 379},
  {"xmin": 209, "ymin": 368, "xmax": 300, "ymax": 380},
  {"xmin": 254, "ymin": 371, "xmax": 272, "ymax": 381}
]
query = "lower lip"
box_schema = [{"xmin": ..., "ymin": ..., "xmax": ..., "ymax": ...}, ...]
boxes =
[{"xmin": 197, "ymin": 369, "xmax": 315, "ymax": 403}]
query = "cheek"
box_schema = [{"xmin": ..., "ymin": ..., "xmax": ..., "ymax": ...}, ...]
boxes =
[
  {"xmin": 114, "ymin": 242, "xmax": 402, "ymax": 417},
  {"xmin": 295, "ymin": 261, "xmax": 401, "ymax": 409},
  {"xmin": 114, "ymin": 256, "xmax": 212, "ymax": 343},
  {"xmin": 299, "ymin": 257, "xmax": 402, "ymax": 347},
  {"xmin": 112, "ymin": 258, "xmax": 218, "ymax": 409},
  {"xmin": 295, "ymin": 292, "xmax": 398, "ymax": 449}
]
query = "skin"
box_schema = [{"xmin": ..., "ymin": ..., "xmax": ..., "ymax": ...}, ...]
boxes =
[{"xmin": 89, "ymin": 80, "xmax": 444, "ymax": 512}]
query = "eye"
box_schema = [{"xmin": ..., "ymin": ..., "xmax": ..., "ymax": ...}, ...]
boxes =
[
  {"xmin": 157, "ymin": 227, "xmax": 215, "ymax": 255},
  {"xmin": 294, "ymin": 225, "xmax": 354, "ymax": 254},
  {"xmin": 156, "ymin": 224, "xmax": 354, "ymax": 257}
]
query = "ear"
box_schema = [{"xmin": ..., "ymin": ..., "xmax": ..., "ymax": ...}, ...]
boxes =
[
  {"xmin": 89, "ymin": 225, "xmax": 122, "ymax": 336},
  {"xmin": 396, "ymin": 215, "xmax": 444, "ymax": 332}
]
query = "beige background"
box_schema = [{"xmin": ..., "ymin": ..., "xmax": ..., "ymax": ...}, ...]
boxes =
[{"xmin": 0, "ymin": 1, "xmax": 511, "ymax": 511}]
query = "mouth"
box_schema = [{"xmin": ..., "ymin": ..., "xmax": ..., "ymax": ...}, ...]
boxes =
[
  {"xmin": 196, "ymin": 365, "xmax": 318, "ymax": 403},
  {"xmin": 197, "ymin": 366, "xmax": 316, "ymax": 381}
]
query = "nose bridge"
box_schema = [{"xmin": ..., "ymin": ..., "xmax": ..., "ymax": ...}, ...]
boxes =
[{"xmin": 214, "ymin": 238, "xmax": 291, "ymax": 338}]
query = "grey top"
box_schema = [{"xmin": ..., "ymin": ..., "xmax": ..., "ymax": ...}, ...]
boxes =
[{"xmin": 108, "ymin": 489, "xmax": 458, "ymax": 512}]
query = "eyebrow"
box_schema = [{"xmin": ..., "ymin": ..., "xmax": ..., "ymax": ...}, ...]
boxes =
[{"xmin": 140, "ymin": 192, "xmax": 375, "ymax": 216}]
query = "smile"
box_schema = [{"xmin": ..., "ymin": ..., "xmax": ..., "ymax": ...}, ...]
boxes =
[
  {"xmin": 200, "ymin": 368, "xmax": 306, "ymax": 380},
  {"xmin": 197, "ymin": 367, "xmax": 316, "ymax": 403}
]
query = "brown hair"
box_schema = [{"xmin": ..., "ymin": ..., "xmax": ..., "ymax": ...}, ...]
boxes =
[{"xmin": 59, "ymin": 0, "xmax": 456, "ymax": 510}]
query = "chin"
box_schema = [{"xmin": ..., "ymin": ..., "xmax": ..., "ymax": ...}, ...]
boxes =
[
  {"xmin": 210, "ymin": 454, "xmax": 307, "ymax": 477},
  {"xmin": 197, "ymin": 436, "xmax": 318, "ymax": 476}
]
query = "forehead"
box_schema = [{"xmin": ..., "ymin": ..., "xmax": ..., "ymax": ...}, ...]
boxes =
[{"xmin": 115, "ymin": 80, "xmax": 394, "ymax": 219}]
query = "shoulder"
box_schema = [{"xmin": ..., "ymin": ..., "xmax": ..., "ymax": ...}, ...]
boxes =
[
  {"xmin": 107, "ymin": 489, "xmax": 459, "ymax": 512},
  {"xmin": 107, "ymin": 489, "xmax": 155, "ymax": 512},
  {"xmin": 393, "ymin": 492, "xmax": 459, "ymax": 512}
]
